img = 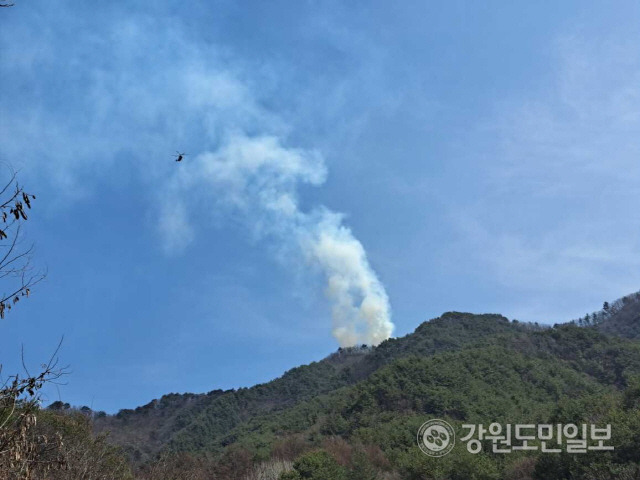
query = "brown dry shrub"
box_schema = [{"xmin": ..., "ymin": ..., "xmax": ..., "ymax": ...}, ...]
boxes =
[
  {"xmin": 321, "ymin": 436, "xmax": 352, "ymax": 466},
  {"xmin": 504, "ymin": 456, "xmax": 537, "ymax": 480},
  {"xmin": 271, "ymin": 434, "xmax": 310, "ymax": 461}
]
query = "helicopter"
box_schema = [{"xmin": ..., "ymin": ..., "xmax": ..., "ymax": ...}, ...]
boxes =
[{"xmin": 173, "ymin": 151, "xmax": 188, "ymax": 162}]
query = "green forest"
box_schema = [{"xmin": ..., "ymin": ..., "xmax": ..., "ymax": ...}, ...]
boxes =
[{"xmin": 6, "ymin": 297, "xmax": 637, "ymax": 479}]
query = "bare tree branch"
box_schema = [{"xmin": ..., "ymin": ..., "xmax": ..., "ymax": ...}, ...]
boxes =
[
  {"xmin": 0, "ymin": 339, "xmax": 70, "ymax": 477},
  {"xmin": 0, "ymin": 168, "xmax": 45, "ymax": 320}
]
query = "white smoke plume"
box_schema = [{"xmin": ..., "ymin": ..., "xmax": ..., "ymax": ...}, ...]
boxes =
[
  {"xmin": 164, "ymin": 133, "xmax": 394, "ymax": 346},
  {"xmin": 0, "ymin": 4, "xmax": 393, "ymax": 346}
]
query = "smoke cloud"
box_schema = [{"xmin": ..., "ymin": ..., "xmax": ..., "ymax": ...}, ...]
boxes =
[
  {"xmin": 164, "ymin": 133, "xmax": 394, "ymax": 346},
  {"xmin": 0, "ymin": 3, "xmax": 393, "ymax": 347}
]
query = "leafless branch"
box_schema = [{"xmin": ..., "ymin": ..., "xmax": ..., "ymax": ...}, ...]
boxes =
[
  {"xmin": 0, "ymin": 338, "xmax": 71, "ymax": 477},
  {"xmin": 0, "ymin": 168, "xmax": 43, "ymax": 320}
]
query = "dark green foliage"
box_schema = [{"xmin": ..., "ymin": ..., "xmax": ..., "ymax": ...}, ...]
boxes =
[
  {"xmin": 47, "ymin": 400, "xmax": 71, "ymax": 411},
  {"xmin": 94, "ymin": 307, "xmax": 640, "ymax": 479},
  {"xmin": 280, "ymin": 472, "xmax": 301, "ymax": 480},
  {"xmin": 280, "ymin": 450, "xmax": 348, "ymax": 480}
]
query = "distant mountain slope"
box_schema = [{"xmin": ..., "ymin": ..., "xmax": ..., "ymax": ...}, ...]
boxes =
[
  {"xmin": 94, "ymin": 352, "xmax": 358, "ymax": 463},
  {"xmin": 94, "ymin": 313, "xmax": 528, "ymax": 462},
  {"xmin": 596, "ymin": 290, "xmax": 640, "ymax": 339},
  {"xmin": 92, "ymin": 299, "xmax": 640, "ymax": 479},
  {"xmin": 169, "ymin": 324, "xmax": 640, "ymax": 457}
]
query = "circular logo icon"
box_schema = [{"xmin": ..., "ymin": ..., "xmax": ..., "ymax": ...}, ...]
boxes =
[{"xmin": 417, "ymin": 419, "xmax": 455, "ymax": 457}]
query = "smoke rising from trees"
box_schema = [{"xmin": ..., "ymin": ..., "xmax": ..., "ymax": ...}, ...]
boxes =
[{"xmin": 163, "ymin": 133, "xmax": 393, "ymax": 346}]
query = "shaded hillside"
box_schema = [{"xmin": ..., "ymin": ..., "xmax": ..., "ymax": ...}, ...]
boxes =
[
  {"xmin": 95, "ymin": 313, "xmax": 528, "ymax": 462},
  {"xmin": 170, "ymin": 324, "xmax": 640, "ymax": 458},
  {"xmin": 596, "ymin": 290, "xmax": 640, "ymax": 339},
  {"xmin": 94, "ymin": 353, "xmax": 360, "ymax": 463},
  {"xmin": 93, "ymin": 309, "xmax": 640, "ymax": 479}
]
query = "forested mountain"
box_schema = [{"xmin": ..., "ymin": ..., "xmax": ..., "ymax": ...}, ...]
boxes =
[
  {"xmin": 94, "ymin": 313, "xmax": 523, "ymax": 462},
  {"xmin": 86, "ymin": 293, "xmax": 640, "ymax": 479}
]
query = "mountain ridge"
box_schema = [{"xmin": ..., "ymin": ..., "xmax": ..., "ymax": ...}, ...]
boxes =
[{"xmin": 89, "ymin": 291, "xmax": 640, "ymax": 478}]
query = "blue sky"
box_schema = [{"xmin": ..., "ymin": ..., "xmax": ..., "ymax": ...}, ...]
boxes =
[{"xmin": 1, "ymin": 1, "xmax": 640, "ymax": 413}]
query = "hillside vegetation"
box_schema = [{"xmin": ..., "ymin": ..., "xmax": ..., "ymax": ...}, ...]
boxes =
[{"xmin": 86, "ymin": 293, "xmax": 640, "ymax": 479}]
